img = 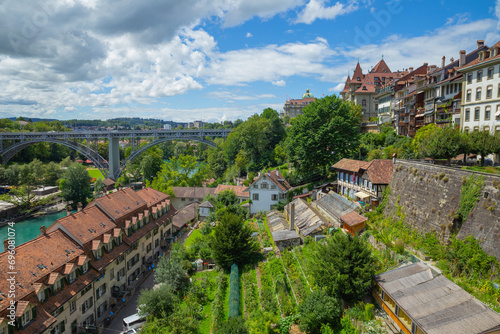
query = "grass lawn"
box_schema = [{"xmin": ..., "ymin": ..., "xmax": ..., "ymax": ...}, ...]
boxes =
[
  {"xmin": 461, "ymin": 166, "xmax": 500, "ymax": 175},
  {"xmin": 185, "ymin": 229, "xmax": 201, "ymax": 249},
  {"xmin": 87, "ymin": 168, "xmax": 105, "ymax": 180}
]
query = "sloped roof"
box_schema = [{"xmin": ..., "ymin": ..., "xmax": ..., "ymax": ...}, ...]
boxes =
[
  {"xmin": 365, "ymin": 159, "xmax": 394, "ymax": 184},
  {"xmin": 172, "ymin": 187, "xmax": 215, "ymax": 199},
  {"xmin": 172, "ymin": 202, "xmax": 197, "ymax": 228},
  {"xmin": 371, "ymin": 59, "xmax": 391, "ymax": 73},
  {"xmin": 89, "ymin": 187, "xmax": 148, "ymax": 222},
  {"xmin": 264, "ymin": 170, "xmax": 291, "ymax": 192},
  {"xmin": 352, "ymin": 62, "xmax": 364, "ymax": 82},
  {"xmin": 375, "ymin": 262, "xmax": 500, "ymax": 334},
  {"xmin": 340, "ymin": 211, "xmax": 367, "ymax": 227},
  {"xmin": 215, "ymin": 184, "xmax": 249, "ymax": 198},
  {"xmin": 136, "ymin": 187, "xmax": 170, "ymax": 209},
  {"xmin": 50, "ymin": 206, "xmax": 116, "ymax": 245},
  {"xmin": 285, "ymin": 198, "xmax": 325, "ymax": 236},
  {"xmin": 332, "ymin": 158, "xmax": 370, "ymax": 173},
  {"xmin": 199, "ymin": 201, "xmax": 214, "ymax": 208},
  {"xmin": 266, "ymin": 210, "xmax": 289, "ymax": 232}
]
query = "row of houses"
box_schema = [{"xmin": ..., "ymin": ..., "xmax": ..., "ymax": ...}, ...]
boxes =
[
  {"xmin": 0, "ymin": 187, "xmax": 188, "ymax": 334},
  {"xmin": 340, "ymin": 39, "xmax": 500, "ymax": 139}
]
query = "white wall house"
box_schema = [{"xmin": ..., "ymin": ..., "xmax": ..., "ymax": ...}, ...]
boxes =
[
  {"xmin": 247, "ymin": 170, "xmax": 291, "ymax": 214},
  {"xmin": 460, "ymin": 42, "xmax": 500, "ymax": 162}
]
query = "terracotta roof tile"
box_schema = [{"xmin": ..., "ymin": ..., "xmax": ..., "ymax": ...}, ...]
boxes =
[
  {"xmin": 32, "ymin": 283, "xmax": 44, "ymax": 294},
  {"xmin": 262, "ymin": 170, "xmax": 291, "ymax": 192},
  {"xmin": 102, "ymin": 234, "xmax": 111, "ymax": 244},
  {"xmin": 46, "ymin": 273, "xmax": 60, "ymax": 285},
  {"xmin": 365, "ymin": 159, "xmax": 394, "ymax": 184},
  {"xmin": 0, "ymin": 230, "xmax": 83, "ymax": 309},
  {"xmin": 49, "ymin": 206, "xmax": 116, "ymax": 245},
  {"xmin": 91, "ymin": 243, "xmax": 129, "ymax": 272},
  {"xmin": 112, "ymin": 228, "xmax": 121, "ymax": 238},
  {"xmin": 102, "ymin": 178, "xmax": 115, "ymax": 187},
  {"xmin": 15, "ymin": 301, "xmax": 29, "ymax": 317},
  {"xmin": 76, "ymin": 255, "xmax": 87, "ymax": 266},
  {"xmin": 341, "ymin": 211, "xmax": 367, "ymax": 227},
  {"xmin": 332, "ymin": 158, "xmax": 370, "ymax": 173},
  {"xmin": 136, "ymin": 187, "xmax": 170, "ymax": 209},
  {"xmin": 20, "ymin": 300, "xmax": 56, "ymax": 334},
  {"xmin": 91, "ymin": 240, "xmax": 101, "ymax": 251},
  {"xmin": 215, "ymin": 184, "xmax": 250, "ymax": 198},
  {"xmin": 61, "ymin": 263, "xmax": 74, "ymax": 275},
  {"xmin": 90, "ymin": 187, "xmax": 148, "ymax": 222},
  {"xmin": 371, "ymin": 59, "xmax": 391, "ymax": 73}
]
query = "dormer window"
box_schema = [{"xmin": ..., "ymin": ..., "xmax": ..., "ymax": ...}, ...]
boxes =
[
  {"xmin": 37, "ymin": 291, "xmax": 44, "ymax": 302},
  {"xmin": 21, "ymin": 310, "xmax": 32, "ymax": 326},
  {"xmin": 69, "ymin": 271, "xmax": 76, "ymax": 284},
  {"xmin": 82, "ymin": 261, "xmax": 89, "ymax": 274},
  {"xmin": 53, "ymin": 279, "xmax": 62, "ymax": 293}
]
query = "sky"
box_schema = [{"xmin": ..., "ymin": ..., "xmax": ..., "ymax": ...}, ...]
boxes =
[{"xmin": 0, "ymin": 0, "xmax": 499, "ymax": 123}]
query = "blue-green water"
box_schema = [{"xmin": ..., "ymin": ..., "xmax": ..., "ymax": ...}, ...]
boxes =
[{"xmin": 0, "ymin": 210, "xmax": 70, "ymax": 252}]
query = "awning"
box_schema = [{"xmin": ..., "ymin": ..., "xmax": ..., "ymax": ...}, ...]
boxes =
[{"xmin": 355, "ymin": 192, "xmax": 371, "ymax": 200}]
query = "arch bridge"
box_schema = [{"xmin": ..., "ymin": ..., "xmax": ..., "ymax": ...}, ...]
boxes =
[{"xmin": 0, "ymin": 129, "xmax": 230, "ymax": 180}]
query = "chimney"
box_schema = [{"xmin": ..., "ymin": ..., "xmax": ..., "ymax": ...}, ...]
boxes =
[
  {"xmin": 450, "ymin": 57, "xmax": 454, "ymax": 62},
  {"xmin": 441, "ymin": 56, "xmax": 446, "ymax": 68},
  {"xmin": 66, "ymin": 205, "xmax": 72, "ymax": 216},
  {"xmin": 4, "ymin": 239, "xmax": 9, "ymax": 251},
  {"xmin": 459, "ymin": 50, "xmax": 466, "ymax": 67},
  {"xmin": 77, "ymin": 202, "xmax": 83, "ymax": 212},
  {"xmin": 477, "ymin": 40, "xmax": 484, "ymax": 49},
  {"xmin": 409, "ymin": 67, "xmax": 414, "ymax": 72},
  {"xmin": 40, "ymin": 225, "xmax": 46, "ymax": 235},
  {"xmin": 289, "ymin": 202, "xmax": 295, "ymax": 232}
]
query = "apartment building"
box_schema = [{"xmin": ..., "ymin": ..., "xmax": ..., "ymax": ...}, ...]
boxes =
[
  {"xmin": 281, "ymin": 89, "xmax": 316, "ymax": 119},
  {"xmin": 0, "ymin": 187, "xmax": 175, "ymax": 334},
  {"xmin": 459, "ymin": 41, "xmax": 500, "ymax": 135}
]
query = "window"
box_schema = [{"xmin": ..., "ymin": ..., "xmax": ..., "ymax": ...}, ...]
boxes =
[
  {"xmin": 118, "ymin": 268, "xmax": 125, "ymax": 281},
  {"xmin": 476, "ymin": 87, "xmax": 482, "ymax": 100},
  {"xmin": 465, "ymin": 108, "xmax": 470, "ymax": 121},
  {"xmin": 488, "ymin": 67, "xmax": 494, "ymax": 79},
  {"xmin": 466, "ymin": 89, "xmax": 471, "ymax": 102},
  {"xmin": 271, "ymin": 184, "xmax": 276, "ymax": 189},
  {"xmin": 110, "ymin": 268, "xmax": 114, "ymax": 280},
  {"xmin": 362, "ymin": 99, "xmax": 367, "ymax": 106},
  {"xmin": 446, "ymin": 85, "xmax": 449, "ymax": 95},
  {"xmin": 271, "ymin": 194, "xmax": 278, "ymax": 201},
  {"xmin": 52, "ymin": 306, "xmax": 63, "ymax": 317},
  {"xmin": 71, "ymin": 320, "xmax": 77, "ymax": 334},
  {"xmin": 181, "ymin": 198, "xmax": 185, "ymax": 201},
  {"xmin": 474, "ymin": 107, "xmax": 480, "ymax": 121},
  {"xmin": 146, "ymin": 243, "xmax": 152, "ymax": 253},
  {"xmin": 84, "ymin": 314, "xmax": 94, "ymax": 327},
  {"xmin": 70, "ymin": 300, "xmax": 76, "ymax": 314},
  {"xmin": 467, "ymin": 73, "xmax": 472, "ymax": 84},
  {"xmin": 96, "ymin": 284, "xmax": 106, "ymax": 300},
  {"xmin": 37, "ymin": 291, "xmax": 44, "ymax": 302},
  {"xmin": 53, "ymin": 279, "xmax": 62, "ymax": 293},
  {"xmin": 81, "ymin": 285, "xmax": 91, "ymax": 296},
  {"xmin": 82, "ymin": 297, "xmax": 93, "ymax": 313},
  {"xmin": 21, "ymin": 310, "xmax": 32, "ymax": 326},
  {"xmin": 477, "ymin": 70, "xmax": 483, "ymax": 82},
  {"xmin": 464, "ymin": 127, "xmax": 469, "ymax": 133},
  {"xmin": 487, "ymin": 85, "xmax": 493, "ymax": 99},
  {"xmin": 485, "ymin": 106, "xmax": 491, "ymax": 120},
  {"xmin": 97, "ymin": 301, "xmax": 108, "ymax": 318},
  {"xmin": 261, "ymin": 183, "xmax": 268, "ymax": 189},
  {"xmin": 252, "ymin": 194, "xmax": 259, "ymax": 201},
  {"xmin": 497, "ymin": 105, "xmax": 500, "ymax": 119},
  {"xmin": 50, "ymin": 320, "xmax": 65, "ymax": 334},
  {"xmin": 69, "ymin": 271, "xmax": 76, "ymax": 284},
  {"xmin": 498, "ymin": 84, "xmax": 500, "ymax": 97}
]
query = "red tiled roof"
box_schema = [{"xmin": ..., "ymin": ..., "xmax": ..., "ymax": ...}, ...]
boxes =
[
  {"xmin": 15, "ymin": 301, "xmax": 29, "ymax": 317},
  {"xmin": 49, "ymin": 205, "xmax": 116, "ymax": 245},
  {"xmin": 89, "ymin": 187, "xmax": 148, "ymax": 222},
  {"xmin": 76, "ymin": 255, "xmax": 87, "ymax": 266},
  {"xmin": 102, "ymin": 234, "xmax": 111, "ymax": 244},
  {"xmin": 102, "ymin": 178, "xmax": 115, "ymax": 187},
  {"xmin": 91, "ymin": 240, "xmax": 101, "ymax": 251},
  {"xmin": 352, "ymin": 62, "xmax": 364, "ymax": 82},
  {"xmin": 371, "ymin": 59, "xmax": 391, "ymax": 73},
  {"xmin": 215, "ymin": 184, "xmax": 249, "ymax": 198},
  {"xmin": 46, "ymin": 272, "xmax": 60, "ymax": 285},
  {"xmin": 341, "ymin": 211, "xmax": 367, "ymax": 227},
  {"xmin": 332, "ymin": 159, "xmax": 370, "ymax": 173},
  {"xmin": 0, "ymin": 230, "xmax": 83, "ymax": 311},
  {"xmin": 365, "ymin": 159, "xmax": 394, "ymax": 184},
  {"xmin": 264, "ymin": 170, "xmax": 291, "ymax": 192},
  {"xmin": 112, "ymin": 228, "xmax": 121, "ymax": 238},
  {"xmin": 136, "ymin": 187, "xmax": 170, "ymax": 209},
  {"xmin": 61, "ymin": 263, "xmax": 74, "ymax": 275}
]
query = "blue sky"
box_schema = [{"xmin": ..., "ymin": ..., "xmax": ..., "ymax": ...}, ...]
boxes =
[{"xmin": 0, "ymin": 0, "xmax": 499, "ymax": 122}]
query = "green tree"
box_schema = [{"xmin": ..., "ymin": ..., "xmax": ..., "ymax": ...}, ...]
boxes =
[
  {"xmin": 413, "ymin": 123, "xmax": 438, "ymax": 155},
  {"xmin": 137, "ymin": 285, "xmax": 178, "ymax": 318},
  {"xmin": 155, "ymin": 256, "xmax": 190, "ymax": 293},
  {"xmin": 469, "ymin": 130, "xmax": 496, "ymax": 166},
  {"xmin": 140, "ymin": 147, "xmax": 163, "ymax": 182},
  {"xmin": 339, "ymin": 316, "xmax": 359, "ymax": 334},
  {"xmin": 309, "ymin": 233, "xmax": 375, "ymax": 303},
  {"xmin": 418, "ymin": 127, "xmax": 463, "ymax": 165},
  {"xmin": 285, "ymin": 95, "xmax": 362, "ymax": 176},
  {"xmin": 60, "ymin": 162, "xmax": 92, "ymax": 208},
  {"xmin": 93, "ymin": 178, "xmax": 105, "ymax": 198},
  {"xmin": 298, "ymin": 290, "xmax": 342, "ymax": 334},
  {"xmin": 44, "ymin": 162, "xmax": 63, "ymax": 186},
  {"xmin": 211, "ymin": 211, "xmax": 258, "ymax": 270}
]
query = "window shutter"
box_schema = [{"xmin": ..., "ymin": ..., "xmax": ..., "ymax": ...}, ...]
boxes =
[
  {"xmin": 61, "ymin": 320, "xmax": 65, "ymax": 332},
  {"xmin": 16, "ymin": 318, "xmax": 22, "ymax": 330},
  {"xmin": 32, "ymin": 306, "xmax": 37, "ymax": 319},
  {"xmin": 89, "ymin": 297, "xmax": 93, "ymax": 308}
]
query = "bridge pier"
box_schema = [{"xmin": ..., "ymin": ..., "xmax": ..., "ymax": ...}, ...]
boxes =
[{"xmin": 109, "ymin": 137, "xmax": 120, "ymax": 180}]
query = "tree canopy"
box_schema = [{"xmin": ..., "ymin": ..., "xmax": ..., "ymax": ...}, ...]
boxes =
[
  {"xmin": 298, "ymin": 289, "xmax": 342, "ymax": 334},
  {"xmin": 309, "ymin": 233, "xmax": 375, "ymax": 303},
  {"xmin": 285, "ymin": 95, "xmax": 362, "ymax": 176},
  {"xmin": 60, "ymin": 162, "xmax": 92, "ymax": 209}
]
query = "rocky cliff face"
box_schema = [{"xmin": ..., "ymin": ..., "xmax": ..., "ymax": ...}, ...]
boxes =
[{"xmin": 385, "ymin": 161, "xmax": 500, "ymax": 261}]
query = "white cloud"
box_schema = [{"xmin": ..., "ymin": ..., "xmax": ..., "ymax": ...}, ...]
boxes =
[
  {"xmin": 272, "ymin": 80, "xmax": 286, "ymax": 86},
  {"xmin": 496, "ymin": 0, "xmax": 500, "ymax": 29},
  {"xmin": 295, "ymin": 0, "xmax": 359, "ymax": 24},
  {"xmin": 330, "ymin": 83, "xmax": 344, "ymax": 92},
  {"xmin": 246, "ymin": 32, "xmax": 253, "ymax": 38},
  {"xmin": 207, "ymin": 91, "xmax": 276, "ymax": 101}
]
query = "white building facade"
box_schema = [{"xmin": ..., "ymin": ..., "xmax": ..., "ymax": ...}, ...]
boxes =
[{"xmin": 247, "ymin": 170, "xmax": 290, "ymax": 214}]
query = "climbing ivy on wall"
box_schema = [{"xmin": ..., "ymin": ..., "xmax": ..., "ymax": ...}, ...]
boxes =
[{"xmin": 457, "ymin": 174, "xmax": 484, "ymax": 224}]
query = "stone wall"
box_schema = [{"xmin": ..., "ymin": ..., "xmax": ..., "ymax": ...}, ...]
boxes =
[{"xmin": 385, "ymin": 160, "xmax": 500, "ymax": 261}]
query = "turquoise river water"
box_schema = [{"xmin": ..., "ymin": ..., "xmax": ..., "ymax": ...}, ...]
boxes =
[{"xmin": 0, "ymin": 210, "xmax": 71, "ymax": 252}]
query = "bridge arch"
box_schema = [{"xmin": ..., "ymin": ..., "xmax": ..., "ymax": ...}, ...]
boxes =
[
  {"xmin": 1, "ymin": 139, "xmax": 109, "ymax": 178},
  {"xmin": 114, "ymin": 137, "xmax": 216, "ymax": 179}
]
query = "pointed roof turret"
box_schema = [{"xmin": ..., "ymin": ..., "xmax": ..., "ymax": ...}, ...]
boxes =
[
  {"xmin": 341, "ymin": 76, "xmax": 350, "ymax": 94},
  {"xmin": 352, "ymin": 63, "xmax": 364, "ymax": 82},
  {"xmin": 371, "ymin": 59, "xmax": 391, "ymax": 73}
]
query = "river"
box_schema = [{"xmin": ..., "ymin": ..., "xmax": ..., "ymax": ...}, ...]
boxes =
[{"xmin": 0, "ymin": 210, "xmax": 71, "ymax": 252}]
